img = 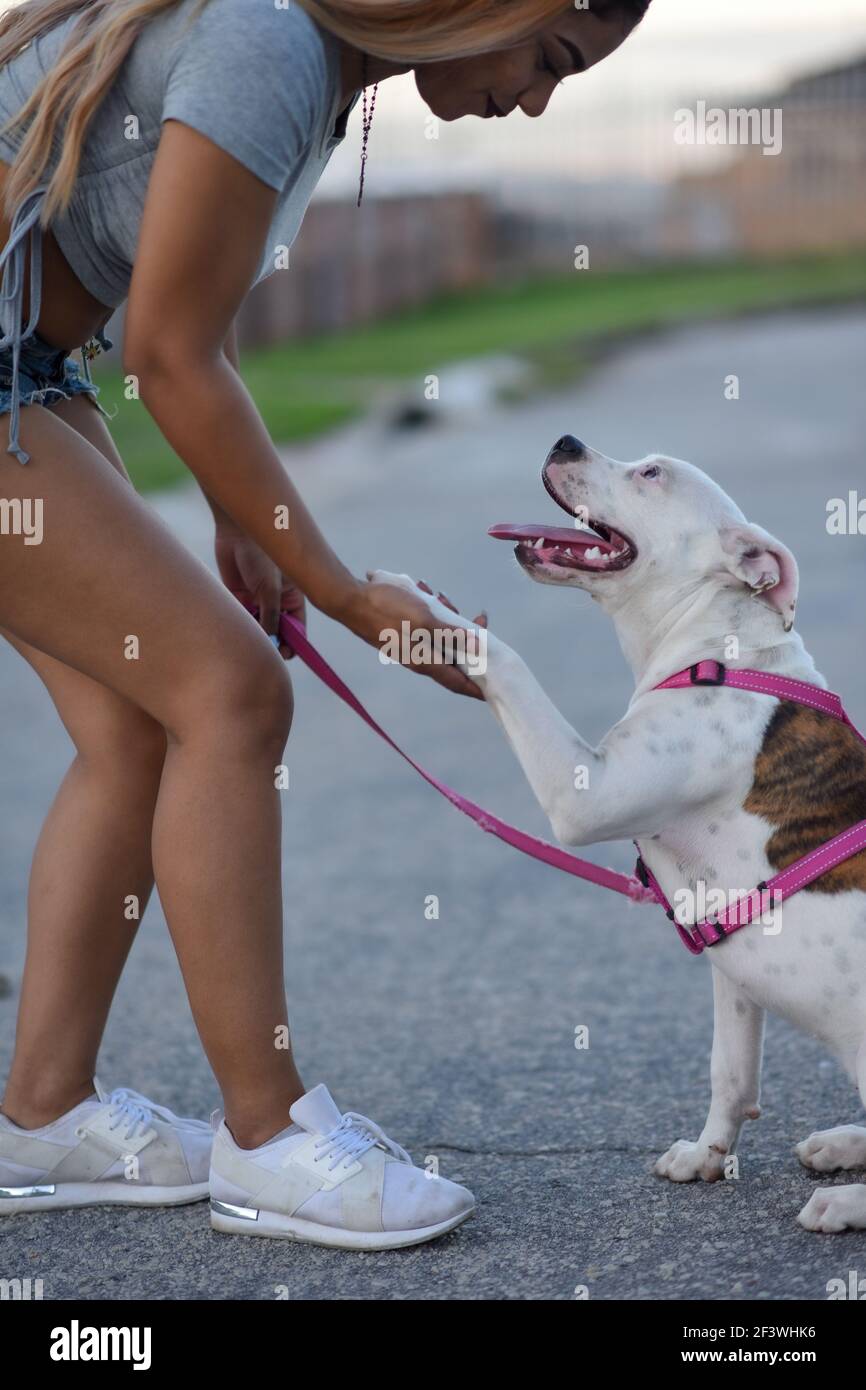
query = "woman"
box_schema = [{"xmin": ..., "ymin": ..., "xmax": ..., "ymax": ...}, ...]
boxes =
[{"xmin": 0, "ymin": 0, "xmax": 649, "ymax": 1250}]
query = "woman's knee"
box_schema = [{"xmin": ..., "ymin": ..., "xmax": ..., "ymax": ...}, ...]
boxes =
[
  {"xmin": 175, "ymin": 645, "xmax": 294, "ymax": 751},
  {"xmin": 74, "ymin": 704, "xmax": 167, "ymax": 778}
]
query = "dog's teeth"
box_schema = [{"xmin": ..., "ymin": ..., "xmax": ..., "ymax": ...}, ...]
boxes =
[
  {"xmin": 534, "ymin": 537, "xmax": 545, "ymax": 550},
  {"xmin": 584, "ymin": 546, "xmax": 602, "ymax": 560}
]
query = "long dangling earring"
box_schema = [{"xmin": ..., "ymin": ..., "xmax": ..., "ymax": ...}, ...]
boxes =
[{"xmin": 357, "ymin": 53, "xmax": 379, "ymax": 207}]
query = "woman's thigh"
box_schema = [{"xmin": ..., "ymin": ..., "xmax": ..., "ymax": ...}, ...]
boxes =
[
  {"xmin": 0, "ymin": 400, "xmax": 289, "ymax": 738},
  {"xmin": 49, "ymin": 392, "xmax": 130, "ymax": 478},
  {"xmin": 1, "ymin": 396, "xmax": 164, "ymax": 753}
]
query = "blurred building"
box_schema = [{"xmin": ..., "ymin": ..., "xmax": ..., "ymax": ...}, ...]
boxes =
[
  {"xmin": 83, "ymin": 50, "xmax": 833, "ymax": 352},
  {"xmin": 239, "ymin": 192, "xmax": 492, "ymax": 346},
  {"xmin": 234, "ymin": 178, "xmax": 669, "ymax": 348},
  {"xmin": 663, "ymin": 54, "xmax": 866, "ymax": 257}
]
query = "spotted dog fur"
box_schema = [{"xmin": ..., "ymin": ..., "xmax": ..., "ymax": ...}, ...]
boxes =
[
  {"xmin": 746, "ymin": 703, "xmax": 866, "ymax": 894},
  {"xmin": 374, "ymin": 438, "xmax": 866, "ymax": 1233}
]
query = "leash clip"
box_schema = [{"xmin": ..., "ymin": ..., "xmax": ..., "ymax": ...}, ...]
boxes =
[{"xmin": 689, "ymin": 660, "xmax": 726, "ymax": 686}]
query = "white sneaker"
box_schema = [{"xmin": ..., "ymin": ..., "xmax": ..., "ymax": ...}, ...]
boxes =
[
  {"xmin": 0, "ymin": 1078, "xmax": 211, "ymax": 1214},
  {"xmin": 210, "ymin": 1084, "xmax": 475, "ymax": 1250}
]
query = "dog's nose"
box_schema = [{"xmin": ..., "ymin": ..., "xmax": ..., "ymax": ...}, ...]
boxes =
[{"xmin": 550, "ymin": 434, "xmax": 585, "ymax": 457}]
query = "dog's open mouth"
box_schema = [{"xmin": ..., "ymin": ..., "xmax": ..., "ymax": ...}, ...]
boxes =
[{"xmin": 488, "ymin": 520, "xmax": 637, "ymax": 573}]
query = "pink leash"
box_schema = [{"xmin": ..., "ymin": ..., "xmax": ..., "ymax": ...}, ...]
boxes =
[
  {"xmin": 277, "ymin": 611, "xmax": 655, "ymax": 904},
  {"xmin": 276, "ymin": 617, "xmax": 866, "ymax": 955}
]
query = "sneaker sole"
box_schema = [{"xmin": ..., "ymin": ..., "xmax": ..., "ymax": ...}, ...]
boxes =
[
  {"xmin": 0, "ymin": 1181, "xmax": 209, "ymax": 1214},
  {"xmin": 210, "ymin": 1197, "xmax": 475, "ymax": 1250}
]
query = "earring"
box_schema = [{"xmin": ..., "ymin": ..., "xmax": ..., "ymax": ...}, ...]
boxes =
[{"xmin": 357, "ymin": 53, "xmax": 379, "ymax": 207}]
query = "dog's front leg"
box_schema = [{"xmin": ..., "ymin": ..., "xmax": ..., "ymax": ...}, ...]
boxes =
[
  {"xmin": 654, "ymin": 965, "xmax": 764, "ymax": 1183},
  {"xmin": 476, "ymin": 641, "xmax": 605, "ymax": 844},
  {"xmin": 475, "ymin": 641, "xmax": 732, "ymax": 844},
  {"xmin": 369, "ymin": 573, "xmax": 604, "ymax": 839},
  {"xmin": 369, "ymin": 573, "xmax": 730, "ymax": 843}
]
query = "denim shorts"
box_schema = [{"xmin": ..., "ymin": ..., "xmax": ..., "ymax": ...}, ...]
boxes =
[
  {"xmin": 0, "ymin": 327, "xmax": 110, "ymax": 417},
  {"xmin": 1, "ymin": 184, "xmax": 114, "ymax": 463}
]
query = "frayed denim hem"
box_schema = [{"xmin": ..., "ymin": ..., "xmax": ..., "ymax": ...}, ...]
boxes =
[{"xmin": 0, "ymin": 379, "xmax": 109, "ymax": 465}]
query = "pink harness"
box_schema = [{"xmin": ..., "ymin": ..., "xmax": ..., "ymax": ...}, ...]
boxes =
[
  {"xmin": 639, "ymin": 660, "xmax": 866, "ymax": 954},
  {"xmin": 277, "ymin": 614, "xmax": 866, "ymax": 957}
]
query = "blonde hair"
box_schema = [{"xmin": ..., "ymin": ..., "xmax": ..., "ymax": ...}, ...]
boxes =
[
  {"xmin": 294, "ymin": 1, "xmax": 572, "ymax": 63},
  {"xmin": 0, "ymin": 0, "xmax": 207, "ymax": 221},
  {"xmin": 0, "ymin": 0, "xmax": 581, "ymax": 222}
]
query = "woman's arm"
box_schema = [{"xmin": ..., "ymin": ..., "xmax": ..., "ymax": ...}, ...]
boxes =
[
  {"xmin": 222, "ymin": 320, "xmax": 240, "ymax": 373},
  {"xmin": 200, "ymin": 320, "xmax": 240, "ymax": 532},
  {"xmin": 125, "ymin": 122, "xmax": 358, "ymax": 620},
  {"xmin": 125, "ymin": 122, "xmax": 479, "ymax": 693},
  {"xmin": 206, "ymin": 319, "xmax": 304, "ymax": 642}
]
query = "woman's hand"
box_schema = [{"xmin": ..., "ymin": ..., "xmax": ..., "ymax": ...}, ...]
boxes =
[
  {"xmin": 215, "ymin": 523, "xmax": 305, "ymax": 657},
  {"xmin": 340, "ymin": 572, "xmax": 487, "ymax": 699}
]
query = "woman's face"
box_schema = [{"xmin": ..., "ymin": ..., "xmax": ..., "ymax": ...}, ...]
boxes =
[{"xmin": 414, "ymin": 7, "xmax": 638, "ymax": 121}]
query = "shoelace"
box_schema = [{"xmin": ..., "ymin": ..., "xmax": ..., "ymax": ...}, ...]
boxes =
[
  {"xmin": 106, "ymin": 1087, "xmax": 212, "ymax": 1142},
  {"xmin": 106, "ymin": 1089, "xmax": 153, "ymax": 1141},
  {"xmin": 313, "ymin": 1112, "xmax": 412, "ymax": 1173}
]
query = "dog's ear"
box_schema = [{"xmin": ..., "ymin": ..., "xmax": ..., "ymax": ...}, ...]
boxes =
[{"xmin": 719, "ymin": 524, "xmax": 799, "ymax": 631}]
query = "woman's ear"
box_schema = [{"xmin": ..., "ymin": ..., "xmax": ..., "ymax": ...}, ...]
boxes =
[{"xmin": 718, "ymin": 524, "xmax": 799, "ymax": 631}]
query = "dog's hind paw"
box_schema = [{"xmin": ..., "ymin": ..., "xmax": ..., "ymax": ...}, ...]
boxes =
[
  {"xmin": 798, "ymin": 1184, "xmax": 866, "ymax": 1232},
  {"xmin": 796, "ymin": 1126, "xmax": 866, "ymax": 1173},
  {"xmin": 653, "ymin": 1138, "xmax": 729, "ymax": 1183}
]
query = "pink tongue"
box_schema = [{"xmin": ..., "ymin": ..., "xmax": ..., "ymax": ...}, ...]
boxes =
[{"xmin": 488, "ymin": 522, "xmax": 604, "ymax": 548}]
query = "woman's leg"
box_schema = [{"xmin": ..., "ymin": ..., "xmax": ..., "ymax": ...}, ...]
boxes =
[
  {"xmin": 1, "ymin": 630, "xmax": 166, "ymax": 1128},
  {"xmin": 0, "ymin": 400, "xmax": 304, "ymax": 1147},
  {"xmin": 2, "ymin": 397, "xmax": 166, "ymax": 1128}
]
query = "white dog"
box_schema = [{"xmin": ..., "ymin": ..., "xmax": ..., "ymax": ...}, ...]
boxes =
[{"xmin": 374, "ymin": 435, "xmax": 866, "ymax": 1233}]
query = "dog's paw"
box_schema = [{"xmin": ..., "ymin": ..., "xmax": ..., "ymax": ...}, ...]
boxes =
[
  {"xmin": 367, "ymin": 570, "xmax": 470, "ymax": 630},
  {"xmin": 796, "ymin": 1125, "xmax": 866, "ymax": 1173},
  {"xmin": 797, "ymin": 1184, "xmax": 866, "ymax": 1233},
  {"xmin": 653, "ymin": 1138, "xmax": 729, "ymax": 1183},
  {"xmin": 366, "ymin": 569, "xmax": 419, "ymax": 596}
]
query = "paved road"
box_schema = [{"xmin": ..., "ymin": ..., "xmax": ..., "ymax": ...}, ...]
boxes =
[{"xmin": 1, "ymin": 307, "xmax": 865, "ymax": 1301}]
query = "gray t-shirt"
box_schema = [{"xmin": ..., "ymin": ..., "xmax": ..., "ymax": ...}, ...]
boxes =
[{"xmin": 0, "ymin": 0, "xmax": 355, "ymax": 308}]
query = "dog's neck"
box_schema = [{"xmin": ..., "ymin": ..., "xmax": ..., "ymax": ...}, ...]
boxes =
[{"xmin": 601, "ymin": 579, "xmax": 822, "ymax": 697}]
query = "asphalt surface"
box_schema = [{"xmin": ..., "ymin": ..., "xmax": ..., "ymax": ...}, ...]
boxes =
[{"xmin": 1, "ymin": 306, "xmax": 865, "ymax": 1301}]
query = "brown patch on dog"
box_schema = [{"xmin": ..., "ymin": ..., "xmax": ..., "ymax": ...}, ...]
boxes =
[{"xmin": 744, "ymin": 702, "xmax": 866, "ymax": 892}]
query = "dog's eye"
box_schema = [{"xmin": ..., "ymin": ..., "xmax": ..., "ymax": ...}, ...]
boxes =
[{"xmin": 640, "ymin": 464, "xmax": 662, "ymax": 480}]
